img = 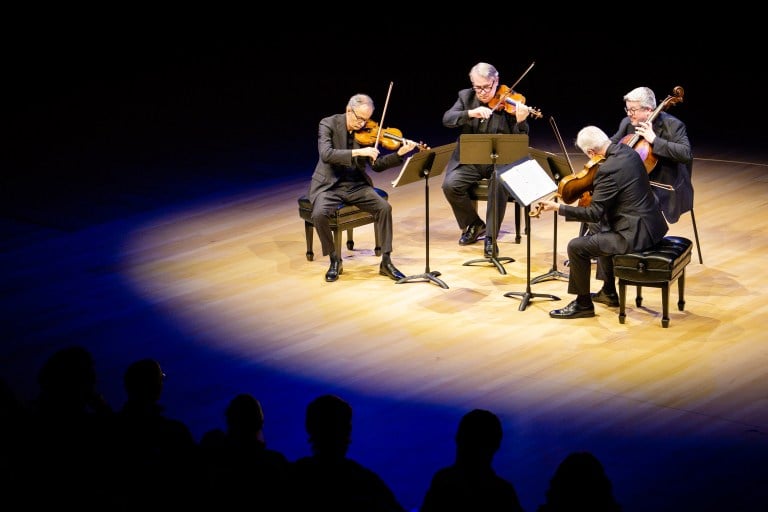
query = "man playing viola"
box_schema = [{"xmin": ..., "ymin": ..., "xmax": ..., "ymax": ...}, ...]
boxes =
[
  {"xmin": 308, "ymin": 93, "xmax": 419, "ymax": 282},
  {"xmin": 441, "ymin": 62, "xmax": 531, "ymax": 260}
]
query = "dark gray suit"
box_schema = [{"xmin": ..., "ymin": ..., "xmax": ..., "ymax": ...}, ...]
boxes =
[
  {"xmin": 442, "ymin": 88, "xmax": 529, "ymax": 238},
  {"xmin": 559, "ymin": 143, "xmax": 669, "ymax": 296},
  {"xmin": 308, "ymin": 113, "xmax": 405, "ymax": 257},
  {"xmin": 610, "ymin": 111, "xmax": 693, "ymax": 223}
]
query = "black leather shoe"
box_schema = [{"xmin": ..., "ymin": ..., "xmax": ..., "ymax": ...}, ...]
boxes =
[
  {"xmin": 549, "ymin": 300, "xmax": 595, "ymax": 319},
  {"xmin": 484, "ymin": 238, "xmax": 497, "ymax": 258},
  {"xmin": 459, "ymin": 221, "xmax": 486, "ymax": 245},
  {"xmin": 325, "ymin": 259, "xmax": 343, "ymax": 282},
  {"xmin": 591, "ymin": 289, "xmax": 619, "ymax": 307},
  {"xmin": 379, "ymin": 261, "xmax": 405, "ymax": 281}
]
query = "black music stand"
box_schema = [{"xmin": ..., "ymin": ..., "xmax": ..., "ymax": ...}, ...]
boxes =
[
  {"xmin": 459, "ymin": 134, "xmax": 529, "ymax": 275},
  {"xmin": 497, "ymin": 156, "xmax": 561, "ymax": 311},
  {"xmin": 528, "ymin": 147, "xmax": 572, "ymax": 283},
  {"xmin": 391, "ymin": 143, "xmax": 456, "ymax": 289}
]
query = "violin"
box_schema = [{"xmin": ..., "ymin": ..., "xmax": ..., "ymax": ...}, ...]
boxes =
[
  {"xmin": 488, "ymin": 84, "xmax": 543, "ymax": 119},
  {"xmin": 354, "ymin": 119, "xmax": 429, "ymax": 151}
]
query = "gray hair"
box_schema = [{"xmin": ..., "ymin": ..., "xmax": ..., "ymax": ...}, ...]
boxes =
[
  {"xmin": 623, "ymin": 86, "xmax": 656, "ymax": 110},
  {"xmin": 576, "ymin": 126, "xmax": 611, "ymax": 155},
  {"xmin": 469, "ymin": 62, "xmax": 499, "ymax": 82},
  {"xmin": 347, "ymin": 93, "xmax": 374, "ymax": 110}
]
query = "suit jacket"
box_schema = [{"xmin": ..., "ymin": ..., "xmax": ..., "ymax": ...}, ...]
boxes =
[
  {"xmin": 308, "ymin": 113, "xmax": 404, "ymax": 204},
  {"xmin": 560, "ymin": 143, "xmax": 669, "ymax": 253},
  {"xmin": 442, "ymin": 88, "xmax": 529, "ymax": 174},
  {"xmin": 610, "ymin": 111, "xmax": 693, "ymax": 223}
]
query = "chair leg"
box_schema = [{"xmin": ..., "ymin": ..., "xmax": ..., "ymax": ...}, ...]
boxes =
[
  {"xmin": 304, "ymin": 221, "xmax": 315, "ymax": 261},
  {"xmin": 689, "ymin": 209, "xmax": 703, "ymax": 264},
  {"xmin": 660, "ymin": 282, "xmax": 670, "ymax": 328},
  {"xmin": 677, "ymin": 271, "xmax": 686, "ymax": 311},
  {"xmin": 514, "ymin": 202, "xmax": 522, "ymax": 243},
  {"xmin": 346, "ymin": 228, "xmax": 354, "ymax": 251},
  {"xmin": 635, "ymin": 286, "xmax": 644, "ymax": 307},
  {"xmin": 618, "ymin": 280, "xmax": 627, "ymax": 324}
]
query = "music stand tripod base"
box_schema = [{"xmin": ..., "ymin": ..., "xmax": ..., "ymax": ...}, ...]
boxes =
[{"xmin": 463, "ymin": 250, "xmax": 515, "ymax": 275}]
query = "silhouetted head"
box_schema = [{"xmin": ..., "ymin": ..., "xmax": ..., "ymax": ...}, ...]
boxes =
[
  {"xmin": 455, "ymin": 409, "xmax": 503, "ymax": 464},
  {"xmin": 305, "ymin": 394, "xmax": 352, "ymax": 456},
  {"xmin": 225, "ymin": 393, "xmax": 264, "ymax": 434},
  {"xmin": 123, "ymin": 358, "xmax": 164, "ymax": 403},
  {"xmin": 543, "ymin": 450, "xmax": 621, "ymax": 511}
]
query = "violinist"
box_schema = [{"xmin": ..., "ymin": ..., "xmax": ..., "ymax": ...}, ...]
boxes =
[
  {"xmin": 442, "ymin": 62, "xmax": 530, "ymax": 259},
  {"xmin": 610, "ymin": 86, "xmax": 693, "ymax": 224},
  {"xmin": 535, "ymin": 126, "xmax": 668, "ymax": 319},
  {"xmin": 308, "ymin": 93, "xmax": 419, "ymax": 282}
]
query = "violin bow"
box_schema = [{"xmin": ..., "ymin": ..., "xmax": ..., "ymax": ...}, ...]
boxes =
[
  {"xmin": 508, "ymin": 61, "xmax": 535, "ymax": 92},
  {"xmin": 374, "ymin": 81, "xmax": 394, "ymax": 151}
]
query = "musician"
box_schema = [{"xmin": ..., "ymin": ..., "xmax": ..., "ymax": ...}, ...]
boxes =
[
  {"xmin": 610, "ymin": 86, "xmax": 693, "ymax": 224},
  {"xmin": 536, "ymin": 126, "xmax": 668, "ymax": 319},
  {"xmin": 442, "ymin": 62, "xmax": 530, "ymax": 258},
  {"xmin": 308, "ymin": 93, "xmax": 419, "ymax": 282}
]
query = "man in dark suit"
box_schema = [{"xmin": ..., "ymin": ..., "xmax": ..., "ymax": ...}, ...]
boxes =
[
  {"xmin": 308, "ymin": 94, "xmax": 418, "ymax": 282},
  {"xmin": 441, "ymin": 62, "xmax": 531, "ymax": 259},
  {"xmin": 536, "ymin": 125, "xmax": 669, "ymax": 319},
  {"xmin": 610, "ymin": 86, "xmax": 693, "ymax": 224}
]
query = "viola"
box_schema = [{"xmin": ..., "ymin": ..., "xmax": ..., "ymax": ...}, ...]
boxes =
[
  {"xmin": 488, "ymin": 85, "xmax": 543, "ymax": 119},
  {"xmin": 354, "ymin": 119, "xmax": 429, "ymax": 151},
  {"xmin": 557, "ymin": 154, "xmax": 606, "ymax": 206}
]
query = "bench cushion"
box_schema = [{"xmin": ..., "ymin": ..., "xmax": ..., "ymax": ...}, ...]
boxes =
[{"xmin": 614, "ymin": 236, "xmax": 693, "ymax": 283}]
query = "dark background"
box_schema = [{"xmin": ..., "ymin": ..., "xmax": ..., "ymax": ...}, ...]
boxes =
[{"xmin": 4, "ymin": 22, "xmax": 765, "ymax": 229}]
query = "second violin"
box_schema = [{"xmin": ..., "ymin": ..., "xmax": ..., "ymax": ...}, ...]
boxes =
[
  {"xmin": 354, "ymin": 119, "xmax": 429, "ymax": 151},
  {"xmin": 489, "ymin": 85, "xmax": 543, "ymax": 119}
]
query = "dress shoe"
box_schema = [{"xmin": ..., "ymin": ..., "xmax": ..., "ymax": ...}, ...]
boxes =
[
  {"xmin": 484, "ymin": 238, "xmax": 498, "ymax": 258},
  {"xmin": 379, "ymin": 260, "xmax": 405, "ymax": 281},
  {"xmin": 549, "ymin": 300, "xmax": 595, "ymax": 319},
  {"xmin": 325, "ymin": 259, "xmax": 343, "ymax": 282},
  {"xmin": 459, "ymin": 221, "xmax": 486, "ymax": 245},
  {"xmin": 591, "ymin": 289, "xmax": 619, "ymax": 307}
]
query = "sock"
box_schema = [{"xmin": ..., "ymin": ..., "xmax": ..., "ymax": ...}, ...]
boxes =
[{"xmin": 576, "ymin": 294, "xmax": 592, "ymax": 307}]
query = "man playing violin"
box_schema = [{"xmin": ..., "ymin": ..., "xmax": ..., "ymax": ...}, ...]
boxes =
[
  {"xmin": 536, "ymin": 126, "xmax": 668, "ymax": 319},
  {"xmin": 610, "ymin": 86, "xmax": 693, "ymax": 224},
  {"xmin": 308, "ymin": 93, "xmax": 419, "ymax": 282},
  {"xmin": 442, "ymin": 62, "xmax": 530, "ymax": 259}
]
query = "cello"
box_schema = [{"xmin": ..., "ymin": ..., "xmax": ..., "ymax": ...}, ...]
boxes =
[{"xmin": 621, "ymin": 85, "xmax": 684, "ymax": 173}]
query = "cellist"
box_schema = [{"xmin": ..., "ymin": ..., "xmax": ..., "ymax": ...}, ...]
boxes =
[
  {"xmin": 610, "ymin": 86, "xmax": 693, "ymax": 224},
  {"xmin": 535, "ymin": 126, "xmax": 668, "ymax": 319}
]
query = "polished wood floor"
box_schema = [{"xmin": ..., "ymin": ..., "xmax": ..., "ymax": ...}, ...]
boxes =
[{"xmin": 2, "ymin": 147, "xmax": 767, "ymax": 512}]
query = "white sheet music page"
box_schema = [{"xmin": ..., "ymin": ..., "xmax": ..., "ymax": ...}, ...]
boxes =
[{"xmin": 498, "ymin": 157, "xmax": 557, "ymax": 206}]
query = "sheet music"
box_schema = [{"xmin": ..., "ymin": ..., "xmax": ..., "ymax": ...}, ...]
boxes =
[{"xmin": 498, "ymin": 157, "xmax": 557, "ymax": 206}]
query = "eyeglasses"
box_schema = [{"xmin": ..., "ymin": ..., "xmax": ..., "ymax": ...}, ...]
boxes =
[
  {"xmin": 348, "ymin": 109, "xmax": 370, "ymax": 123},
  {"xmin": 624, "ymin": 106, "xmax": 646, "ymax": 115},
  {"xmin": 472, "ymin": 81, "xmax": 496, "ymax": 94}
]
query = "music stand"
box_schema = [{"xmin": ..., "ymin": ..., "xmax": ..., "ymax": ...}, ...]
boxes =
[
  {"xmin": 391, "ymin": 143, "xmax": 456, "ymax": 289},
  {"xmin": 459, "ymin": 134, "xmax": 529, "ymax": 275},
  {"xmin": 497, "ymin": 156, "xmax": 561, "ymax": 311},
  {"xmin": 528, "ymin": 147, "xmax": 572, "ymax": 283}
]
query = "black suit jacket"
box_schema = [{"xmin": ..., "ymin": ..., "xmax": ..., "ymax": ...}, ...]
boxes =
[
  {"xmin": 308, "ymin": 113, "xmax": 404, "ymax": 204},
  {"xmin": 560, "ymin": 143, "xmax": 669, "ymax": 253},
  {"xmin": 610, "ymin": 111, "xmax": 693, "ymax": 223}
]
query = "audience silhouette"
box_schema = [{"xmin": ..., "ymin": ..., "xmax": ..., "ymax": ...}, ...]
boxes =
[
  {"xmin": 420, "ymin": 408, "xmax": 524, "ymax": 512},
  {"xmin": 19, "ymin": 346, "xmax": 116, "ymax": 511},
  {"xmin": 2, "ymin": 347, "xmax": 637, "ymax": 511},
  {"xmin": 537, "ymin": 450, "xmax": 621, "ymax": 512},
  {"xmin": 287, "ymin": 393, "xmax": 406, "ymax": 511},
  {"xmin": 199, "ymin": 392, "xmax": 290, "ymax": 510},
  {"xmin": 112, "ymin": 357, "xmax": 200, "ymax": 510}
]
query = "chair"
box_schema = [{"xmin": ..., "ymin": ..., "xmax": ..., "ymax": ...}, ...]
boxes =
[
  {"xmin": 468, "ymin": 178, "xmax": 523, "ymax": 243},
  {"xmin": 297, "ymin": 188, "xmax": 387, "ymax": 261},
  {"xmin": 612, "ymin": 236, "xmax": 693, "ymax": 328}
]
